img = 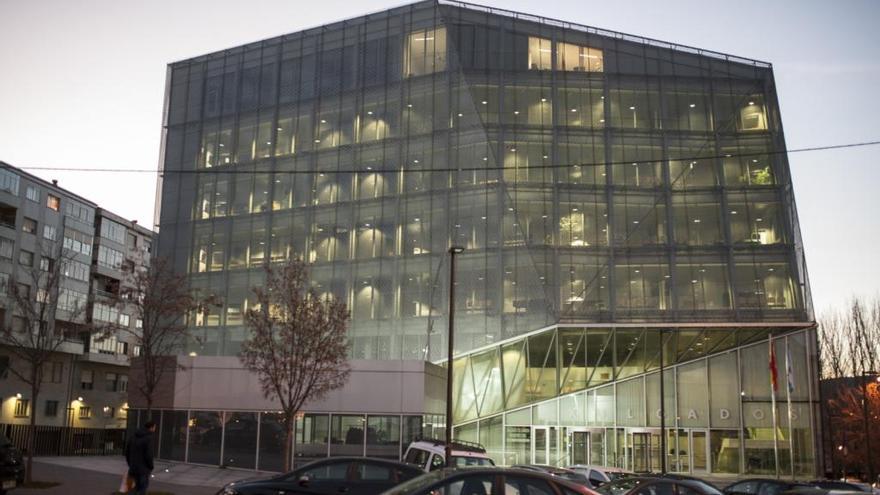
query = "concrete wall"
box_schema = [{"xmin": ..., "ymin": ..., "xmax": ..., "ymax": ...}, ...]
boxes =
[{"xmin": 130, "ymin": 357, "xmax": 447, "ymax": 416}]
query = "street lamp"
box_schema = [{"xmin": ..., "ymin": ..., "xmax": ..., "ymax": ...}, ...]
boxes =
[
  {"xmin": 861, "ymin": 370, "xmax": 878, "ymax": 483},
  {"xmin": 445, "ymin": 246, "xmax": 464, "ymax": 467}
]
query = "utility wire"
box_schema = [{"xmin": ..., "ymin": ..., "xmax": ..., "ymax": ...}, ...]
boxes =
[{"xmin": 10, "ymin": 140, "xmax": 880, "ymax": 176}]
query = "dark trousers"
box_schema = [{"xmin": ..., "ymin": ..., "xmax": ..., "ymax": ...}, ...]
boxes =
[{"xmin": 131, "ymin": 472, "xmax": 150, "ymax": 495}]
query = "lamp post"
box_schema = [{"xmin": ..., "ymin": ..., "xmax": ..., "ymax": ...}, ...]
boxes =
[
  {"xmin": 861, "ymin": 371, "xmax": 878, "ymax": 482},
  {"xmin": 445, "ymin": 246, "xmax": 464, "ymax": 468}
]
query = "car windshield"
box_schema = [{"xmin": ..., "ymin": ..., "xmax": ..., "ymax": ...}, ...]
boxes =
[
  {"xmin": 383, "ymin": 471, "xmax": 447, "ymax": 495},
  {"xmin": 686, "ymin": 481, "xmax": 723, "ymax": 495},
  {"xmin": 453, "ymin": 457, "xmax": 494, "ymax": 467},
  {"xmin": 597, "ymin": 478, "xmax": 644, "ymax": 495},
  {"xmin": 558, "ymin": 472, "xmax": 590, "ymax": 484}
]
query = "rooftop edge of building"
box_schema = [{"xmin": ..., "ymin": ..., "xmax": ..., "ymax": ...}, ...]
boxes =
[{"xmin": 167, "ymin": 0, "xmax": 771, "ymax": 69}]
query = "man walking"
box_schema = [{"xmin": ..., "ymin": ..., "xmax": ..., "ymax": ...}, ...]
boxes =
[{"xmin": 125, "ymin": 420, "xmax": 156, "ymax": 495}]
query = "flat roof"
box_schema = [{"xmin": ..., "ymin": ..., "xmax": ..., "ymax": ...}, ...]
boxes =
[{"xmin": 170, "ymin": 0, "xmax": 769, "ymax": 68}]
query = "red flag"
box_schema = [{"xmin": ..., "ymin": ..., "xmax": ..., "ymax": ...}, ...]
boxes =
[{"xmin": 769, "ymin": 339, "xmax": 779, "ymax": 393}]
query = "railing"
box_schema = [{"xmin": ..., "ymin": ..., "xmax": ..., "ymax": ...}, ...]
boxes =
[
  {"xmin": 438, "ymin": 0, "xmax": 772, "ymax": 68},
  {"xmin": 0, "ymin": 424, "xmax": 127, "ymax": 456}
]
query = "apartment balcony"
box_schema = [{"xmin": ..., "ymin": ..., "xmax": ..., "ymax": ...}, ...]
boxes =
[{"xmin": 80, "ymin": 350, "xmax": 130, "ymax": 367}]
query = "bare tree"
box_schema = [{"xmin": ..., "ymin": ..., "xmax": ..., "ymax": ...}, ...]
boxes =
[
  {"xmin": 239, "ymin": 259, "xmax": 350, "ymax": 471},
  {"xmin": 115, "ymin": 256, "xmax": 210, "ymax": 415},
  {"xmin": 818, "ymin": 296, "xmax": 880, "ymax": 479},
  {"xmin": 0, "ymin": 246, "xmax": 88, "ymax": 483}
]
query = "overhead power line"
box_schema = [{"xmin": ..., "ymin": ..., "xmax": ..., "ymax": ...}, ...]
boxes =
[{"xmin": 9, "ymin": 139, "xmax": 880, "ymax": 176}]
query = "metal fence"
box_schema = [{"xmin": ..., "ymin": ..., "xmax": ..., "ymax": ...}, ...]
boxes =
[{"xmin": 0, "ymin": 424, "xmax": 127, "ymax": 456}]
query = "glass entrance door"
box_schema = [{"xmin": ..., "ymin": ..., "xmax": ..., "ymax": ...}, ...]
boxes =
[
  {"xmin": 691, "ymin": 430, "xmax": 708, "ymax": 472},
  {"xmin": 590, "ymin": 429, "xmax": 604, "ymax": 465},
  {"xmin": 571, "ymin": 431, "xmax": 590, "ymax": 465},
  {"xmin": 533, "ymin": 427, "xmax": 548, "ymax": 465},
  {"xmin": 632, "ymin": 433, "xmax": 651, "ymax": 472}
]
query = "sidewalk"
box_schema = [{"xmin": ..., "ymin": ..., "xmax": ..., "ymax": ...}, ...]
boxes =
[{"xmin": 32, "ymin": 455, "xmax": 269, "ymax": 490}]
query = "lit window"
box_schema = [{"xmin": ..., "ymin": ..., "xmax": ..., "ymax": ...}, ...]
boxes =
[
  {"xmin": 528, "ymin": 37, "xmax": 553, "ymax": 70},
  {"xmin": 47, "ymin": 194, "xmax": 60, "ymax": 211},
  {"xmin": 557, "ymin": 41, "xmax": 603, "ymax": 72},
  {"xmin": 22, "ymin": 218, "xmax": 37, "ymax": 234},
  {"xmin": 79, "ymin": 406, "xmax": 91, "ymax": 419},
  {"xmin": 14, "ymin": 399, "xmax": 29, "ymax": 417},
  {"xmin": 405, "ymin": 27, "xmax": 447, "ymax": 77}
]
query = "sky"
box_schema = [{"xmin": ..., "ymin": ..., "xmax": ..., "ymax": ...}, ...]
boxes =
[{"xmin": 1, "ymin": 0, "xmax": 878, "ymax": 315}]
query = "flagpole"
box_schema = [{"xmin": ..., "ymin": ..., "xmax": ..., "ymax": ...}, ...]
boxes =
[
  {"xmin": 785, "ymin": 337, "xmax": 795, "ymax": 480},
  {"xmin": 770, "ymin": 334, "xmax": 780, "ymax": 479}
]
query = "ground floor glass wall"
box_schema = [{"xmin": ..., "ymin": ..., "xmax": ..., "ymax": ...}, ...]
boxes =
[
  {"xmin": 127, "ymin": 410, "xmax": 444, "ymax": 471},
  {"xmin": 451, "ymin": 326, "xmax": 819, "ymax": 477}
]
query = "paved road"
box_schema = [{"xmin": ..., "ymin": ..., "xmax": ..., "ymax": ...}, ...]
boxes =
[{"xmin": 15, "ymin": 462, "xmax": 218, "ymax": 495}]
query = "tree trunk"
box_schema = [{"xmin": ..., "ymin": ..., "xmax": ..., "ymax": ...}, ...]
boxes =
[
  {"xmin": 284, "ymin": 416, "xmax": 294, "ymax": 473},
  {"xmin": 26, "ymin": 384, "xmax": 38, "ymax": 484}
]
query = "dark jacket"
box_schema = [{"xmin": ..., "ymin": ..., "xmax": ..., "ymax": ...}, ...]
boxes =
[{"xmin": 125, "ymin": 428, "xmax": 154, "ymax": 476}]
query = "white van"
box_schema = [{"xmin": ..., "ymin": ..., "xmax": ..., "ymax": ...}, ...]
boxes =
[{"xmin": 402, "ymin": 439, "xmax": 495, "ymax": 471}]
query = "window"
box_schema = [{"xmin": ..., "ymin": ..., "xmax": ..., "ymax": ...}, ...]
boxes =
[
  {"xmin": 22, "ymin": 218, "xmax": 37, "ymax": 234},
  {"xmin": 64, "ymin": 199, "xmax": 94, "ymax": 224},
  {"xmin": 63, "ymin": 228, "xmax": 92, "ymax": 255},
  {"xmin": 58, "ymin": 288, "xmax": 88, "ymax": 312},
  {"xmin": 404, "ymin": 27, "xmax": 447, "ymax": 77},
  {"xmin": 132, "ymin": 345, "xmax": 142, "ymax": 357},
  {"xmin": 299, "ymin": 461, "xmax": 351, "ymax": 481},
  {"xmin": 127, "ymin": 233, "xmax": 138, "ymax": 249},
  {"xmin": 118, "ymin": 313, "xmax": 130, "ymax": 327},
  {"xmin": 39, "ymin": 256, "xmax": 53, "ymax": 272},
  {"xmin": 144, "ymin": 240, "xmax": 152, "ymax": 254},
  {"xmin": 62, "ymin": 260, "xmax": 89, "ymax": 282},
  {"xmin": 25, "ymin": 186, "xmax": 39, "ymax": 202},
  {"xmin": 97, "ymin": 245, "xmax": 124, "ymax": 269},
  {"xmin": 100, "ymin": 219, "xmax": 127, "ymax": 244},
  {"xmin": 79, "ymin": 406, "xmax": 91, "ymax": 419},
  {"xmin": 80, "ymin": 369, "xmax": 94, "ymax": 390},
  {"xmin": 135, "ymin": 318, "xmax": 143, "ymax": 329},
  {"xmin": 102, "ymin": 406, "xmax": 115, "ymax": 418},
  {"xmin": 0, "ymin": 238, "xmax": 12, "ymax": 260},
  {"xmin": 119, "ymin": 375, "xmax": 128, "ymax": 392},
  {"xmin": 19, "ymin": 250, "xmax": 33, "ymax": 267},
  {"xmin": 0, "ymin": 273, "xmax": 8, "ymax": 295},
  {"xmin": 45, "ymin": 361, "xmax": 63, "ymax": 383},
  {"xmin": 0, "ymin": 205, "xmax": 15, "ymax": 229},
  {"xmin": 432, "ymin": 474, "xmax": 493, "ymax": 495},
  {"xmin": 556, "ymin": 42, "xmax": 603, "ymax": 72},
  {"xmin": 92, "ymin": 303, "xmax": 119, "ymax": 323},
  {"xmin": 47, "ymin": 194, "xmax": 60, "ymax": 211},
  {"xmin": 105, "ymin": 372, "xmax": 119, "ymax": 392},
  {"xmin": 14, "ymin": 399, "xmax": 29, "ymax": 417},
  {"xmin": 44, "ymin": 400, "xmax": 58, "ymax": 417},
  {"xmin": 43, "ymin": 225, "xmax": 57, "ymax": 241},
  {"xmin": 505, "ymin": 477, "xmax": 556, "ymax": 495},
  {"xmin": 528, "ymin": 37, "xmax": 552, "ymax": 70},
  {"xmin": 0, "ymin": 169, "xmax": 19, "ymax": 195}
]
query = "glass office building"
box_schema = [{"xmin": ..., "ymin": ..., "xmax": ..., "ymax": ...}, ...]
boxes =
[{"xmin": 154, "ymin": 0, "xmax": 818, "ymax": 476}]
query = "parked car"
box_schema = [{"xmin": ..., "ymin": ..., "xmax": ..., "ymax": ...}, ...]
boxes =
[
  {"xmin": 402, "ymin": 439, "xmax": 494, "ymax": 471},
  {"xmin": 0, "ymin": 433, "xmax": 24, "ymax": 495},
  {"xmin": 596, "ymin": 476, "xmax": 723, "ymax": 495},
  {"xmin": 512, "ymin": 465, "xmax": 590, "ymax": 485},
  {"xmin": 567, "ymin": 466, "xmax": 635, "ymax": 488},
  {"xmin": 217, "ymin": 457, "xmax": 423, "ymax": 495},
  {"xmin": 382, "ymin": 467, "xmax": 601, "ymax": 495},
  {"xmin": 724, "ymin": 479, "xmax": 815, "ymax": 495},
  {"xmin": 811, "ymin": 481, "xmax": 879, "ymax": 495}
]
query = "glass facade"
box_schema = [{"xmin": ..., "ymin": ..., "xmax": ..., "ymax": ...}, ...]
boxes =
[
  {"xmin": 154, "ymin": 0, "xmax": 817, "ymax": 476},
  {"xmin": 451, "ymin": 328, "xmax": 818, "ymax": 476},
  {"xmin": 128, "ymin": 410, "xmax": 440, "ymax": 469}
]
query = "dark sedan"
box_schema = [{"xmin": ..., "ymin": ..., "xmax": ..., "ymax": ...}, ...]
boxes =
[
  {"xmin": 0, "ymin": 433, "xmax": 24, "ymax": 494},
  {"xmin": 724, "ymin": 479, "xmax": 815, "ymax": 495},
  {"xmin": 511, "ymin": 465, "xmax": 591, "ymax": 486},
  {"xmin": 218, "ymin": 457, "xmax": 423, "ymax": 495},
  {"xmin": 596, "ymin": 476, "xmax": 723, "ymax": 495},
  {"xmin": 382, "ymin": 467, "xmax": 601, "ymax": 495}
]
